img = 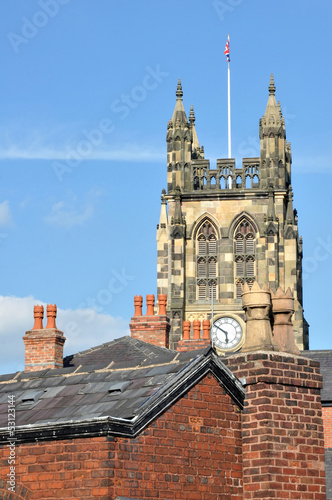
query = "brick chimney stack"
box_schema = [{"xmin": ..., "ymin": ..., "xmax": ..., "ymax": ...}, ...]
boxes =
[
  {"xmin": 221, "ymin": 281, "xmax": 326, "ymax": 498},
  {"xmin": 23, "ymin": 304, "xmax": 66, "ymax": 372},
  {"xmin": 130, "ymin": 294, "xmax": 170, "ymax": 348}
]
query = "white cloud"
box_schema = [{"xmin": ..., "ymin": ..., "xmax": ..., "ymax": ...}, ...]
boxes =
[
  {"xmin": 293, "ymin": 154, "xmax": 332, "ymax": 174},
  {"xmin": 44, "ymin": 189, "xmax": 101, "ymax": 228},
  {"xmin": 0, "ymin": 144, "xmax": 163, "ymax": 162},
  {"xmin": 45, "ymin": 201, "xmax": 94, "ymax": 228},
  {"xmin": 0, "ymin": 295, "xmax": 130, "ymax": 375},
  {"xmin": 0, "ymin": 201, "xmax": 12, "ymax": 226}
]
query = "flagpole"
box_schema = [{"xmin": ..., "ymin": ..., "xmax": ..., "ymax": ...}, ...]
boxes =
[{"xmin": 227, "ymin": 35, "xmax": 231, "ymax": 159}]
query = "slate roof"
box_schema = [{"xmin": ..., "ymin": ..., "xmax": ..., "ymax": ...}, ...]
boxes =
[
  {"xmin": 0, "ymin": 336, "xmax": 244, "ymax": 443},
  {"xmin": 302, "ymin": 350, "xmax": 332, "ymax": 404}
]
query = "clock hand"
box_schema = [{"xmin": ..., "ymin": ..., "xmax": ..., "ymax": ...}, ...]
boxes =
[{"xmin": 215, "ymin": 325, "xmax": 229, "ymax": 343}]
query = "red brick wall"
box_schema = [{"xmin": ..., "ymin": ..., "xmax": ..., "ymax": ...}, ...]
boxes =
[
  {"xmin": 0, "ymin": 436, "xmax": 111, "ymax": 499},
  {"xmin": 323, "ymin": 407, "xmax": 332, "ymax": 448},
  {"xmin": 177, "ymin": 339, "xmax": 211, "ymax": 352},
  {"xmin": 23, "ymin": 330, "xmax": 65, "ymax": 372},
  {"xmin": 0, "ymin": 374, "xmax": 242, "ymax": 500},
  {"xmin": 130, "ymin": 315, "xmax": 170, "ymax": 348},
  {"xmin": 224, "ymin": 352, "xmax": 326, "ymax": 500}
]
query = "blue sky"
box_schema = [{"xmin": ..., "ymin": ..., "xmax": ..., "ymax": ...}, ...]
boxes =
[{"xmin": 0, "ymin": 1, "xmax": 331, "ymax": 373}]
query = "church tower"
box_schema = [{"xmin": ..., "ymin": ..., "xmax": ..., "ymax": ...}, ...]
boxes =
[{"xmin": 156, "ymin": 76, "xmax": 308, "ymax": 350}]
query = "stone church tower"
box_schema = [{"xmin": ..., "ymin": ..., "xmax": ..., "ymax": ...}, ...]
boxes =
[{"xmin": 156, "ymin": 76, "xmax": 308, "ymax": 350}]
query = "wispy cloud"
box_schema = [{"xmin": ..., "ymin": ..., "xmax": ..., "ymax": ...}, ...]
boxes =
[
  {"xmin": 44, "ymin": 190, "xmax": 101, "ymax": 228},
  {"xmin": 0, "ymin": 144, "xmax": 163, "ymax": 162},
  {"xmin": 0, "ymin": 201, "xmax": 12, "ymax": 226},
  {"xmin": 293, "ymin": 154, "xmax": 332, "ymax": 174},
  {"xmin": 45, "ymin": 201, "xmax": 94, "ymax": 228},
  {"xmin": 0, "ymin": 295, "xmax": 130, "ymax": 375}
]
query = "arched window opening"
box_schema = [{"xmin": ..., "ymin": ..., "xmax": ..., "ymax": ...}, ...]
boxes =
[
  {"xmin": 208, "ymin": 234, "xmax": 217, "ymax": 254},
  {"xmin": 194, "ymin": 176, "xmax": 199, "ymax": 190},
  {"xmin": 220, "ymin": 176, "xmax": 226, "ymax": 189},
  {"xmin": 210, "ymin": 176, "xmax": 216, "ymax": 187},
  {"xmin": 236, "ymin": 175, "xmax": 242, "ymax": 188},
  {"xmin": 234, "ymin": 219, "xmax": 256, "ymax": 298},
  {"xmin": 196, "ymin": 221, "xmax": 218, "ymax": 300},
  {"xmin": 208, "ymin": 257, "xmax": 217, "ymax": 278},
  {"xmin": 236, "ymin": 279, "xmax": 244, "ymax": 299},
  {"xmin": 208, "ymin": 280, "xmax": 217, "ymax": 300},
  {"xmin": 198, "ymin": 280, "xmax": 206, "ymax": 300},
  {"xmin": 253, "ymin": 174, "xmax": 259, "ymax": 187},
  {"xmin": 198, "ymin": 235, "xmax": 207, "ymax": 255},
  {"xmin": 197, "ymin": 258, "xmax": 206, "ymax": 278},
  {"xmin": 245, "ymin": 175, "xmax": 251, "ymax": 189}
]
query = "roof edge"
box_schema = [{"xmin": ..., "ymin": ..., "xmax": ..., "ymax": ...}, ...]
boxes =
[{"xmin": 0, "ymin": 351, "xmax": 245, "ymax": 444}]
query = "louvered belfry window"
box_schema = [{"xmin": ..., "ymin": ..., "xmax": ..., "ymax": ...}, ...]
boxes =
[
  {"xmin": 234, "ymin": 220, "xmax": 256, "ymax": 298},
  {"xmin": 197, "ymin": 221, "xmax": 217, "ymax": 300}
]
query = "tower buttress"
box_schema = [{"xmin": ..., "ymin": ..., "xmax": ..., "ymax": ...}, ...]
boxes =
[
  {"xmin": 166, "ymin": 80, "xmax": 203, "ymax": 193},
  {"xmin": 156, "ymin": 189, "xmax": 169, "ymax": 297}
]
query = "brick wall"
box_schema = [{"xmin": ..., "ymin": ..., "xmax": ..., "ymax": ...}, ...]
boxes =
[
  {"xmin": 177, "ymin": 339, "xmax": 211, "ymax": 352},
  {"xmin": 224, "ymin": 352, "xmax": 326, "ymax": 499},
  {"xmin": 0, "ymin": 436, "xmax": 111, "ymax": 499},
  {"xmin": 130, "ymin": 315, "xmax": 170, "ymax": 348},
  {"xmin": 0, "ymin": 374, "xmax": 242, "ymax": 500},
  {"xmin": 323, "ymin": 407, "xmax": 332, "ymax": 448}
]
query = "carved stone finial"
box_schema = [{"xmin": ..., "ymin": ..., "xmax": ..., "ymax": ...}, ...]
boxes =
[
  {"xmin": 161, "ymin": 188, "xmax": 167, "ymax": 204},
  {"xmin": 32, "ymin": 305, "xmax": 44, "ymax": 330},
  {"xmin": 269, "ymin": 74, "xmax": 276, "ymax": 95},
  {"xmin": 189, "ymin": 105, "xmax": 195, "ymax": 124},
  {"xmin": 241, "ymin": 282, "xmax": 278, "ymax": 352},
  {"xmin": 176, "ymin": 79, "xmax": 183, "ymax": 100},
  {"xmin": 270, "ymin": 287, "xmax": 300, "ymax": 354},
  {"xmin": 277, "ymin": 100, "xmax": 282, "ymax": 118}
]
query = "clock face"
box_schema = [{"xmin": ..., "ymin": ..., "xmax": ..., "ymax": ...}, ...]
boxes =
[{"xmin": 211, "ymin": 316, "xmax": 243, "ymax": 351}]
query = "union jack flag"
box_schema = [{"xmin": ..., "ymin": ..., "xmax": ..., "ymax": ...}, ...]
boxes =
[{"xmin": 224, "ymin": 35, "xmax": 230, "ymax": 62}]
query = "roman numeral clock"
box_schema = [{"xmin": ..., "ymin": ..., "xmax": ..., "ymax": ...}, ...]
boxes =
[{"xmin": 210, "ymin": 315, "xmax": 246, "ymax": 355}]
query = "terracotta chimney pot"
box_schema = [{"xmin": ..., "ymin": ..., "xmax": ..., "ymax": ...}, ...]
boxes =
[
  {"xmin": 45, "ymin": 304, "xmax": 57, "ymax": 329},
  {"xmin": 134, "ymin": 295, "xmax": 143, "ymax": 316},
  {"xmin": 202, "ymin": 319, "xmax": 211, "ymax": 340},
  {"xmin": 146, "ymin": 294, "xmax": 155, "ymax": 316},
  {"xmin": 32, "ymin": 305, "xmax": 44, "ymax": 330},
  {"xmin": 193, "ymin": 320, "xmax": 201, "ymax": 340},
  {"xmin": 158, "ymin": 294, "xmax": 167, "ymax": 315},
  {"xmin": 182, "ymin": 320, "xmax": 191, "ymax": 340}
]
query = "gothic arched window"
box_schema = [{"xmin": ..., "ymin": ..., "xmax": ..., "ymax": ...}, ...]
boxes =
[
  {"xmin": 196, "ymin": 221, "xmax": 217, "ymax": 300},
  {"xmin": 234, "ymin": 220, "xmax": 256, "ymax": 298}
]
